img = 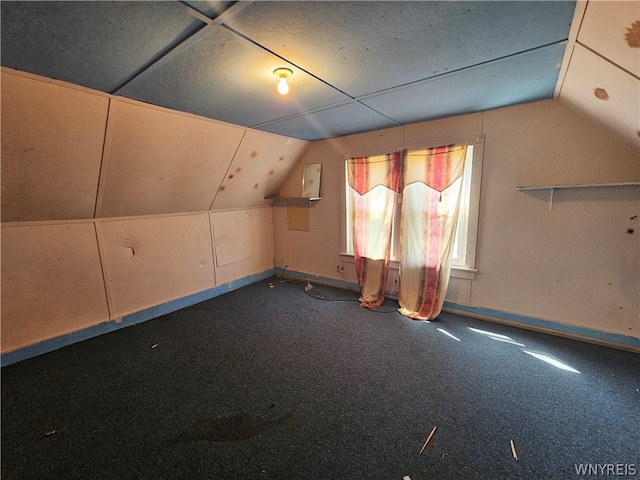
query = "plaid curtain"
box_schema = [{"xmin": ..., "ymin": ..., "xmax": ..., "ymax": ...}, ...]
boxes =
[
  {"xmin": 347, "ymin": 151, "xmax": 404, "ymax": 307},
  {"xmin": 398, "ymin": 145, "xmax": 468, "ymax": 320}
]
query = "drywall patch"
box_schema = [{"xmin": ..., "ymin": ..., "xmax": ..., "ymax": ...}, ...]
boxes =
[
  {"xmin": 101, "ymin": 214, "xmax": 215, "ymax": 318},
  {"xmin": 212, "ymin": 210, "xmax": 254, "ymax": 266},
  {"xmin": 287, "ymin": 206, "xmax": 310, "ymax": 231},
  {"xmin": 624, "ymin": 20, "xmax": 640, "ymax": 48},
  {"xmin": 593, "ymin": 87, "xmax": 609, "ymax": 100}
]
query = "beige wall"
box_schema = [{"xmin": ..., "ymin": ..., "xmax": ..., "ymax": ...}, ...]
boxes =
[
  {"xmin": 474, "ymin": 101, "xmax": 638, "ymax": 337},
  {"xmin": 1, "ymin": 208, "xmax": 274, "ymax": 354},
  {"xmin": 1, "ymin": 222, "xmax": 110, "ymax": 350},
  {"xmin": 1, "ymin": 71, "xmax": 109, "ymax": 222},
  {"xmin": 1, "ymin": 69, "xmax": 288, "ymax": 355},
  {"xmin": 274, "ymin": 100, "xmax": 639, "ymax": 342}
]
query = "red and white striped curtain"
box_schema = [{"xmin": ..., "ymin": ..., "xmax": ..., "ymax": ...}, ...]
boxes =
[
  {"xmin": 398, "ymin": 145, "xmax": 468, "ymax": 319},
  {"xmin": 347, "ymin": 145, "xmax": 467, "ymax": 319},
  {"xmin": 346, "ymin": 151, "xmax": 403, "ymax": 307}
]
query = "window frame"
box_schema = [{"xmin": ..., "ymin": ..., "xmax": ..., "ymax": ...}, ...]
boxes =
[{"xmin": 341, "ymin": 137, "xmax": 483, "ymax": 280}]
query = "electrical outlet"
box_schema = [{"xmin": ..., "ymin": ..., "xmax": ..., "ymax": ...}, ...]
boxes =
[{"xmin": 336, "ymin": 263, "xmax": 345, "ymax": 279}]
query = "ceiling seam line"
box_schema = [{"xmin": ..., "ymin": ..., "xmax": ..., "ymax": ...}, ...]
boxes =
[
  {"xmin": 355, "ymin": 38, "xmax": 572, "ymax": 101},
  {"xmin": 249, "ymin": 101, "xmax": 357, "ymax": 128},
  {"xmin": 353, "ymin": 100, "xmax": 403, "ymax": 126},
  {"xmin": 108, "ymin": 23, "xmax": 210, "ymax": 95},
  {"xmin": 554, "ymin": 0, "xmax": 589, "ymax": 100},
  {"xmin": 180, "ymin": 1, "xmax": 214, "ymax": 23},
  {"xmin": 218, "ymin": 22, "xmax": 357, "ymax": 100},
  {"xmin": 182, "ymin": 1, "xmax": 252, "ymax": 26},
  {"xmin": 554, "ymin": 44, "xmax": 579, "ymax": 101},
  {"xmin": 109, "ymin": 0, "xmax": 243, "ymax": 95},
  {"xmin": 247, "ymin": 97, "xmax": 405, "ymax": 129}
]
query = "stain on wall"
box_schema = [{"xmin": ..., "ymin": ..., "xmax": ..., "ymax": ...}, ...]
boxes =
[
  {"xmin": 593, "ymin": 87, "xmax": 609, "ymax": 100},
  {"xmin": 624, "ymin": 20, "xmax": 640, "ymax": 48}
]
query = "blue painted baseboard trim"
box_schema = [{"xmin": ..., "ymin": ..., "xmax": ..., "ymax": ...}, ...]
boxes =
[
  {"xmin": 281, "ymin": 269, "xmax": 358, "ymax": 293},
  {"xmin": 279, "ymin": 269, "xmax": 639, "ymax": 352},
  {"xmin": 1, "ymin": 269, "xmax": 275, "ymax": 367},
  {"xmin": 442, "ymin": 301, "xmax": 640, "ymax": 351},
  {"xmin": 5, "ymin": 267, "xmax": 636, "ymax": 366}
]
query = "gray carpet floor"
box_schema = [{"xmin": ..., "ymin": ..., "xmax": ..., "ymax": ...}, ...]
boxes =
[{"xmin": 2, "ymin": 277, "xmax": 639, "ymax": 479}]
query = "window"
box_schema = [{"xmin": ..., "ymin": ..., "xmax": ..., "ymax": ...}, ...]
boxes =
[{"xmin": 343, "ymin": 140, "xmax": 483, "ymax": 275}]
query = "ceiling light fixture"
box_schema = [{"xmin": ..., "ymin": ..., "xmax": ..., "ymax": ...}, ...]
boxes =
[{"xmin": 273, "ymin": 68, "xmax": 293, "ymax": 95}]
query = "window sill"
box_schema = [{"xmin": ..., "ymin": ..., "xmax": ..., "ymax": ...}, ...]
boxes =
[
  {"xmin": 339, "ymin": 253, "xmax": 477, "ymax": 280},
  {"xmin": 450, "ymin": 266, "xmax": 478, "ymax": 280}
]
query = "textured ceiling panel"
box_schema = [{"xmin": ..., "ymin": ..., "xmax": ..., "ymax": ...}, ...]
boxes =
[
  {"xmin": 559, "ymin": 44, "xmax": 640, "ymax": 154},
  {"xmin": 6, "ymin": 0, "xmax": 634, "ymax": 149},
  {"xmin": 116, "ymin": 24, "xmax": 349, "ymax": 128},
  {"xmin": 0, "ymin": 0, "xmax": 578, "ymax": 141},
  {"xmin": 253, "ymin": 101, "xmax": 400, "ymax": 141},
  {"xmin": 183, "ymin": 1, "xmax": 236, "ymax": 19},
  {"xmin": 360, "ymin": 43, "xmax": 566, "ymax": 126},
  {"xmin": 224, "ymin": 1, "xmax": 575, "ymax": 97},
  {"xmin": 578, "ymin": 0, "xmax": 640, "ymax": 77},
  {"xmin": 0, "ymin": 1, "xmax": 205, "ymax": 93}
]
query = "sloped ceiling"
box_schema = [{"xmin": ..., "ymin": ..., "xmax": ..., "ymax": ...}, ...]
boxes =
[
  {"xmin": 557, "ymin": 0, "xmax": 640, "ymax": 154},
  {"xmin": 0, "ymin": 72, "xmax": 310, "ymax": 222},
  {"xmin": 1, "ymin": 0, "xmax": 637, "ymax": 152}
]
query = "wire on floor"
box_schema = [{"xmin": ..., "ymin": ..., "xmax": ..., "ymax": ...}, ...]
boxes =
[
  {"xmin": 279, "ymin": 266, "xmax": 399, "ymax": 312},
  {"xmin": 303, "ymin": 282, "xmax": 360, "ymax": 303}
]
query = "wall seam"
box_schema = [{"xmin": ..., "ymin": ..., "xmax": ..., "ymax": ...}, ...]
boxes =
[
  {"xmin": 209, "ymin": 129, "xmax": 247, "ymax": 210},
  {"xmin": 92, "ymin": 220, "xmax": 115, "ymax": 320},
  {"xmin": 207, "ymin": 211, "xmax": 218, "ymax": 287},
  {"xmin": 93, "ymin": 98, "xmax": 116, "ymax": 218}
]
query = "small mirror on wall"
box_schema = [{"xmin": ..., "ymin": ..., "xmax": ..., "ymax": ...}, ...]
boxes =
[{"xmin": 301, "ymin": 163, "xmax": 321, "ymax": 198}]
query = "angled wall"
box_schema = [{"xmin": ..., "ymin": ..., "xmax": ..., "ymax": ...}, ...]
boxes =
[
  {"xmin": 1, "ymin": 223, "xmax": 110, "ymax": 351},
  {"xmin": 96, "ymin": 99, "xmax": 245, "ymax": 217},
  {"xmin": 98, "ymin": 213, "xmax": 216, "ymax": 318},
  {"xmin": 1, "ymin": 69, "xmax": 306, "ymax": 362},
  {"xmin": 0, "ymin": 73, "xmax": 109, "ymax": 222}
]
